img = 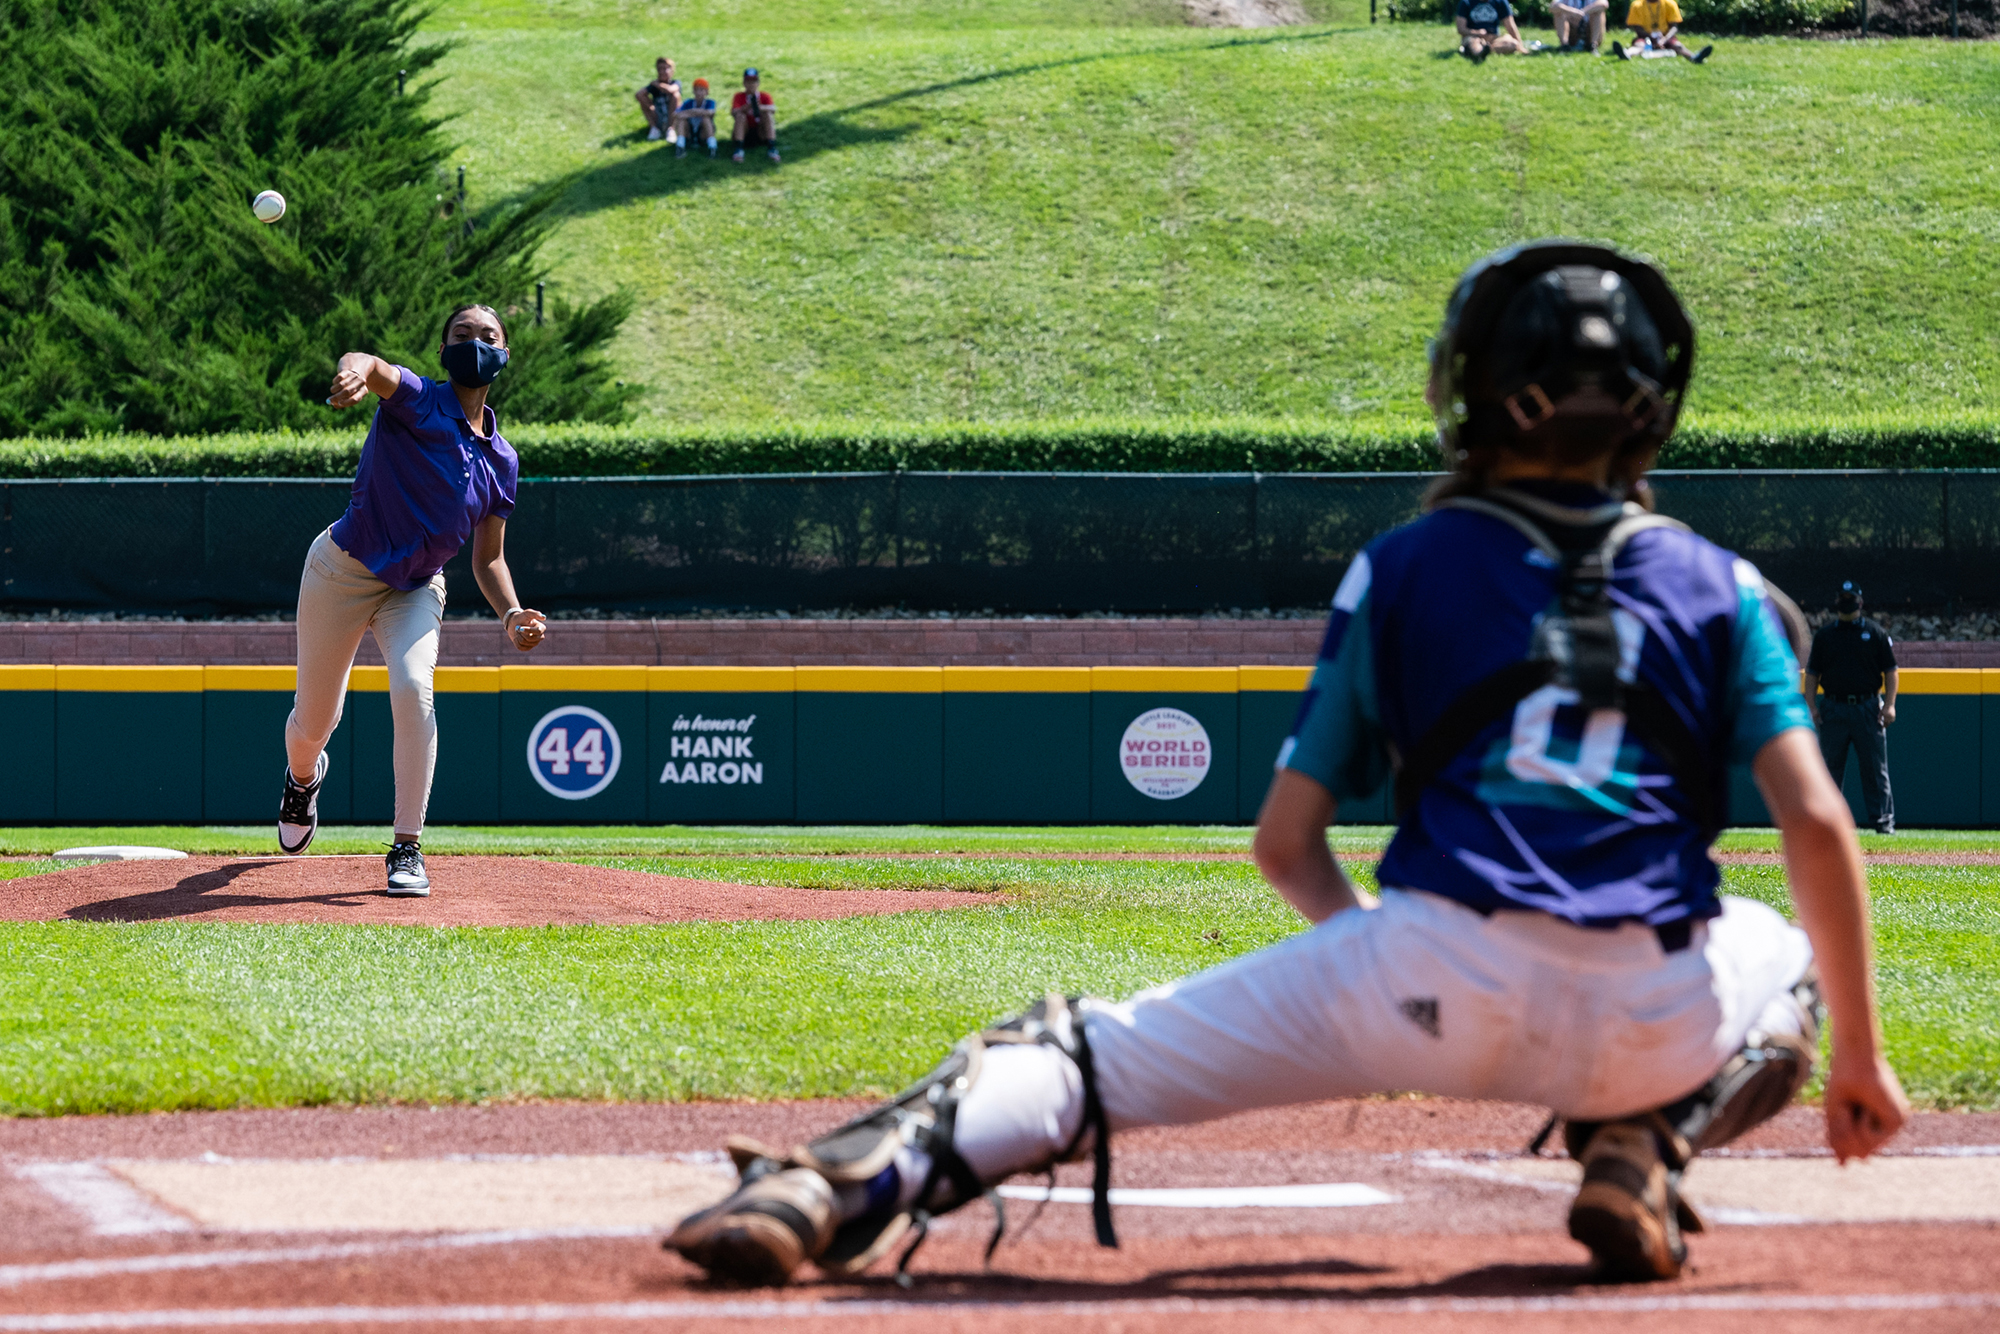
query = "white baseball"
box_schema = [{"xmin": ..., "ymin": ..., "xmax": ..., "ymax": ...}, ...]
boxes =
[{"xmin": 252, "ymin": 190, "xmax": 287, "ymax": 224}]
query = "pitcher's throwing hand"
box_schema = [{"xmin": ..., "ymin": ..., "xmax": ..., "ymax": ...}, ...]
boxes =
[{"xmin": 506, "ymin": 608, "xmax": 548, "ymax": 651}]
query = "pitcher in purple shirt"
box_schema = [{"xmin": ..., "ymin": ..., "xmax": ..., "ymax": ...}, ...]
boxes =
[{"xmin": 278, "ymin": 303, "xmax": 548, "ymax": 895}]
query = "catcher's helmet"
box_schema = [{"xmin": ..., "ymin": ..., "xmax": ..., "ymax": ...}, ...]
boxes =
[{"xmin": 1428, "ymin": 240, "xmax": 1694, "ymax": 468}]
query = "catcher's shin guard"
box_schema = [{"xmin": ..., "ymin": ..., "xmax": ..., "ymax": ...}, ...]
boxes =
[
  {"xmin": 666, "ymin": 993, "xmax": 1113, "ymax": 1285},
  {"xmin": 1564, "ymin": 972, "xmax": 1822, "ymax": 1281}
]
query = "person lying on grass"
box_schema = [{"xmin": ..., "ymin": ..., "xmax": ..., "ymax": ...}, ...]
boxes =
[
  {"xmin": 1613, "ymin": 0, "xmax": 1712, "ymax": 62},
  {"xmin": 638, "ymin": 56, "xmax": 683, "ymax": 144},
  {"xmin": 1458, "ymin": 0, "xmax": 1527, "ymax": 62},
  {"xmin": 1552, "ymin": 0, "xmax": 1609, "ymax": 52}
]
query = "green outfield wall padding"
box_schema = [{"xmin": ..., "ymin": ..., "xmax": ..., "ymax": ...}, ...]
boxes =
[
  {"xmin": 9, "ymin": 669, "xmax": 1994, "ymax": 827},
  {"xmin": 0, "ymin": 688, "xmax": 55, "ymax": 821},
  {"xmin": 796, "ymin": 692, "xmax": 944, "ymax": 823},
  {"xmin": 431, "ymin": 693, "xmax": 502, "ymax": 825},
  {"xmin": 1880, "ymin": 695, "xmax": 1981, "ymax": 826},
  {"xmin": 1726, "ymin": 691, "xmax": 1984, "ymax": 829},
  {"xmin": 204, "ymin": 690, "xmax": 354, "ymax": 824},
  {"xmin": 347, "ymin": 692, "xmax": 395, "ymax": 826},
  {"xmin": 1984, "ymin": 690, "xmax": 2000, "ymax": 826},
  {"xmin": 650, "ymin": 690, "xmax": 795, "ymax": 823},
  {"xmin": 944, "ymin": 693, "xmax": 1090, "ymax": 823},
  {"xmin": 501, "ymin": 689, "xmax": 651, "ymax": 824},
  {"xmin": 1090, "ymin": 692, "xmax": 1239, "ymax": 824},
  {"xmin": 57, "ymin": 692, "xmax": 204, "ymax": 822}
]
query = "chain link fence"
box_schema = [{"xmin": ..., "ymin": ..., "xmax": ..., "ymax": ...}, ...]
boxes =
[{"xmin": 4, "ymin": 471, "xmax": 1995, "ymax": 618}]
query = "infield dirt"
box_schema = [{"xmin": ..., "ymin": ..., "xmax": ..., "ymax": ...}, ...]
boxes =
[
  {"xmin": 1, "ymin": 1100, "xmax": 1995, "ymax": 1332},
  {"xmin": 0, "ymin": 856, "xmax": 999, "ymax": 926}
]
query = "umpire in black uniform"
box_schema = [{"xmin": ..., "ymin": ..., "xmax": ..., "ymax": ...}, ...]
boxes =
[{"xmin": 1803, "ymin": 581, "xmax": 1899, "ymax": 834}]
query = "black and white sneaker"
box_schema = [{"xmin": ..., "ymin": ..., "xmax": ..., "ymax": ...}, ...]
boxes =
[
  {"xmin": 386, "ymin": 842, "xmax": 430, "ymax": 897},
  {"xmin": 1612, "ymin": 39, "xmax": 1629, "ymax": 59},
  {"xmin": 278, "ymin": 753, "xmax": 327, "ymax": 855}
]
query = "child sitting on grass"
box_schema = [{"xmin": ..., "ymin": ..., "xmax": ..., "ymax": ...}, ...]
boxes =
[{"xmin": 1614, "ymin": 0, "xmax": 1713, "ymax": 62}]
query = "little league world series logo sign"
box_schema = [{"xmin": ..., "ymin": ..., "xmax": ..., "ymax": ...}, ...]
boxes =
[
  {"xmin": 1121, "ymin": 707, "xmax": 1210, "ymax": 800},
  {"xmin": 526, "ymin": 706, "xmax": 623, "ymax": 800}
]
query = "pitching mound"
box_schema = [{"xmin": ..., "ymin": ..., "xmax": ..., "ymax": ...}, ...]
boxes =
[{"xmin": 0, "ymin": 855, "xmax": 999, "ymax": 927}]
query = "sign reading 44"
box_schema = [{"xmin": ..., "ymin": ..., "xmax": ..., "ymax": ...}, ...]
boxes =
[{"xmin": 526, "ymin": 705, "xmax": 623, "ymax": 800}]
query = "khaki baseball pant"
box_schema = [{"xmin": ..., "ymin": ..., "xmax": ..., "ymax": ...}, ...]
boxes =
[{"xmin": 285, "ymin": 528, "xmax": 446, "ymax": 839}]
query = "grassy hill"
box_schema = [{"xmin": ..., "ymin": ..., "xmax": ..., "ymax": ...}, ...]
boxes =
[{"xmin": 426, "ymin": 0, "xmax": 1999, "ymax": 429}]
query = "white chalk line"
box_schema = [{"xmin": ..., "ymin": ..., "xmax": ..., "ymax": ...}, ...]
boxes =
[
  {"xmin": 0, "ymin": 1228, "xmax": 657, "ymax": 1289},
  {"xmin": 11, "ymin": 1165, "xmax": 193, "ymax": 1238},
  {"xmin": 1407, "ymin": 1153, "xmax": 1810, "ymax": 1225},
  {"xmin": 1, "ymin": 1292, "xmax": 1997, "ymax": 1329},
  {"xmin": 996, "ymin": 1182, "xmax": 1394, "ymax": 1209}
]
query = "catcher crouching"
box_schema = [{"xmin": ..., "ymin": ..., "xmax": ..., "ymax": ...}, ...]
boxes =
[{"xmin": 669, "ymin": 241, "xmax": 1910, "ymax": 1286}]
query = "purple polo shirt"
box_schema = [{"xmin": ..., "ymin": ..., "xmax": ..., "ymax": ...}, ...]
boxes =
[{"xmin": 328, "ymin": 367, "xmax": 520, "ymax": 592}]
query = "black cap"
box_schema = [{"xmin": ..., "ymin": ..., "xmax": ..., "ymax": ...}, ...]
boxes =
[{"xmin": 1836, "ymin": 580, "xmax": 1862, "ymax": 611}]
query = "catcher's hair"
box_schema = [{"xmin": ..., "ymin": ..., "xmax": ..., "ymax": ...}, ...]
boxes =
[
  {"xmin": 439, "ymin": 303, "xmax": 507, "ymax": 348},
  {"xmin": 1421, "ymin": 420, "xmax": 1660, "ymax": 513}
]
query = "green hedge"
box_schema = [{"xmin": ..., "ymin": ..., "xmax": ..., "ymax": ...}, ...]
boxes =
[
  {"xmin": 0, "ymin": 416, "xmax": 1995, "ymax": 480},
  {"xmin": 1392, "ymin": 0, "xmax": 1855, "ymax": 30}
]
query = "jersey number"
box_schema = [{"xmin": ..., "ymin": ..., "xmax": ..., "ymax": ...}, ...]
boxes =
[
  {"xmin": 537, "ymin": 727, "xmax": 609, "ymax": 776},
  {"xmin": 1504, "ymin": 685, "xmax": 1627, "ymax": 790}
]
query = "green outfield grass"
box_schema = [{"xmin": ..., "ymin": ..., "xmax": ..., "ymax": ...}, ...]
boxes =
[
  {"xmin": 420, "ymin": 0, "xmax": 1999, "ymax": 427},
  {"xmin": 0, "ymin": 831, "xmax": 1994, "ymax": 1115}
]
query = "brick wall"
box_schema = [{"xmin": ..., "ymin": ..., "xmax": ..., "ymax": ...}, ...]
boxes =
[{"xmin": 0, "ymin": 619, "xmax": 1991, "ymax": 668}]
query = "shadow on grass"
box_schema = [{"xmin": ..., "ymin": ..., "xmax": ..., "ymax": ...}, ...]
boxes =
[{"xmin": 539, "ymin": 24, "xmax": 1352, "ymax": 219}]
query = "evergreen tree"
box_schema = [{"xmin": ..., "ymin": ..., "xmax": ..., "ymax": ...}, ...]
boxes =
[{"xmin": 0, "ymin": 0, "xmax": 639, "ymax": 436}]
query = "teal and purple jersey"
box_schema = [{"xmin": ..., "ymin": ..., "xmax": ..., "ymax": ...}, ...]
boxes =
[
  {"xmin": 329, "ymin": 366, "xmax": 519, "ymax": 592},
  {"xmin": 1279, "ymin": 485, "xmax": 1811, "ymax": 928}
]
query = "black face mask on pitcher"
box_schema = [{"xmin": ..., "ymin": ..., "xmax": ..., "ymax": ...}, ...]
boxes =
[{"xmin": 439, "ymin": 339, "xmax": 509, "ymax": 388}]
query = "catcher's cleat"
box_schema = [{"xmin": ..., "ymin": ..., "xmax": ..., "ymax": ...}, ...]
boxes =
[
  {"xmin": 667, "ymin": 993, "xmax": 1114, "ymax": 1286},
  {"xmin": 667, "ymin": 1164, "xmax": 839, "ymax": 1286},
  {"xmin": 1565, "ymin": 1118, "xmax": 1693, "ymax": 1281}
]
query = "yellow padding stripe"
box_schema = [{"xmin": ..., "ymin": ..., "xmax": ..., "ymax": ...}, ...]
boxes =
[
  {"xmin": 1895, "ymin": 668, "xmax": 1982, "ymax": 695},
  {"xmin": 796, "ymin": 666, "xmax": 943, "ymax": 693},
  {"xmin": 943, "ymin": 667, "xmax": 1091, "ymax": 693},
  {"xmin": 348, "ymin": 666, "xmax": 390, "ymax": 692},
  {"xmin": 0, "ymin": 665, "xmax": 55, "ymax": 690},
  {"xmin": 56, "ymin": 665, "xmax": 203, "ymax": 693},
  {"xmin": 1238, "ymin": 666, "xmax": 1312, "ymax": 692},
  {"xmin": 500, "ymin": 666, "xmax": 648, "ymax": 692},
  {"xmin": 1091, "ymin": 666, "xmax": 1239, "ymax": 694},
  {"xmin": 650, "ymin": 666, "xmax": 796, "ymax": 693},
  {"xmin": 1986, "ymin": 669, "xmax": 2000, "ymax": 695},
  {"xmin": 207, "ymin": 666, "xmax": 296, "ymax": 691},
  {"xmin": 436, "ymin": 668, "xmax": 500, "ymax": 694}
]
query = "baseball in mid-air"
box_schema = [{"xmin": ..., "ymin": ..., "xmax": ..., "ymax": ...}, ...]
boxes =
[{"xmin": 251, "ymin": 190, "xmax": 287, "ymax": 224}]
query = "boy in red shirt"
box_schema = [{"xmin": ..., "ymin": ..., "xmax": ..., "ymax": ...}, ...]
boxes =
[{"xmin": 731, "ymin": 68, "xmax": 778, "ymax": 164}]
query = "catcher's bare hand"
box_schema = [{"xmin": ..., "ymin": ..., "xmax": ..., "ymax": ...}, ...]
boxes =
[
  {"xmin": 506, "ymin": 608, "xmax": 548, "ymax": 651},
  {"xmin": 1823, "ymin": 1049, "xmax": 1908, "ymax": 1164}
]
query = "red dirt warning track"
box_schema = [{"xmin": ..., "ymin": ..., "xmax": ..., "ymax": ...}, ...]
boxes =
[{"xmin": 0, "ymin": 856, "xmax": 999, "ymax": 926}]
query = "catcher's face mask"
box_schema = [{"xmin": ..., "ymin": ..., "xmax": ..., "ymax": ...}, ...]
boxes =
[{"xmin": 1428, "ymin": 240, "xmax": 1695, "ymax": 467}]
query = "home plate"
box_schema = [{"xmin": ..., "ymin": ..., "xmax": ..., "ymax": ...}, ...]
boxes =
[
  {"xmin": 97, "ymin": 1156, "xmax": 735, "ymax": 1233},
  {"xmin": 997, "ymin": 1183, "xmax": 1394, "ymax": 1208},
  {"xmin": 1445, "ymin": 1152, "xmax": 2000, "ymax": 1223}
]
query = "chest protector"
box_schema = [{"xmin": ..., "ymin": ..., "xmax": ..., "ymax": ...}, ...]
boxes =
[{"xmin": 1390, "ymin": 494, "xmax": 1721, "ymax": 839}]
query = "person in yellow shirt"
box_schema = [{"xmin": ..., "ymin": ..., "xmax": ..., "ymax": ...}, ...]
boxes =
[{"xmin": 1614, "ymin": 0, "xmax": 1712, "ymax": 62}]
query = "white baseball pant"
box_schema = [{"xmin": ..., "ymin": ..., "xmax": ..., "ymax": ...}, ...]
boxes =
[
  {"xmin": 928, "ymin": 887, "xmax": 1813, "ymax": 1190},
  {"xmin": 285, "ymin": 527, "xmax": 446, "ymax": 839}
]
